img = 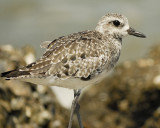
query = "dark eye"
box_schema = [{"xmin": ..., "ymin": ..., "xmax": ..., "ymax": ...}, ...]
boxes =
[{"xmin": 113, "ymin": 20, "xmax": 120, "ymax": 27}]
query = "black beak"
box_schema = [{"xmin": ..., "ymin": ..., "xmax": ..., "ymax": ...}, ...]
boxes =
[{"xmin": 127, "ymin": 27, "xmax": 146, "ymax": 38}]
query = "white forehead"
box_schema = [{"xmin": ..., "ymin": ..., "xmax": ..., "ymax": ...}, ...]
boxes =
[
  {"xmin": 98, "ymin": 13, "xmax": 129, "ymax": 25},
  {"xmin": 96, "ymin": 13, "xmax": 130, "ymax": 35}
]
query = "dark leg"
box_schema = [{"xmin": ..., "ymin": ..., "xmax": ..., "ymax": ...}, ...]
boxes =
[
  {"xmin": 68, "ymin": 89, "xmax": 83, "ymax": 128},
  {"xmin": 75, "ymin": 103, "xmax": 83, "ymax": 128}
]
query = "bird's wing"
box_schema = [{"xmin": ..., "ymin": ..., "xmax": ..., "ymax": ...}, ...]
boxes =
[
  {"xmin": 2, "ymin": 30, "xmax": 108, "ymax": 80},
  {"xmin": 40, "ymin": 41, "xmax": 52, "ymax": 49}
]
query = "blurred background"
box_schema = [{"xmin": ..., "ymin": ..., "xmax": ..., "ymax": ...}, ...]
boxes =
[{"xmin": 0, "ymin": 0, "xmax": 159, "ymax": 108}]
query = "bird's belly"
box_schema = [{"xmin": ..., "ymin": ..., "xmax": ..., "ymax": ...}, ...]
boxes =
[
  {"xmin": 47, "ymin": 67, "xmax": 112, "ymax": 89},
  {"xmin": 20, "ymin": 53, "xmax": 120, "ymax": 89}
]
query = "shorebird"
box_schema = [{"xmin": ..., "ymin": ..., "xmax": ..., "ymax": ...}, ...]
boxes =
[{"xmin": 1, "ymin": 13, "xmax": 146, "ymax": 128}]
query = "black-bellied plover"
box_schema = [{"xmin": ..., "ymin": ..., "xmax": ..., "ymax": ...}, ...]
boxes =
[{"xmin": 1, "ymin": 13, "xmax": 146, "ymax": 128}]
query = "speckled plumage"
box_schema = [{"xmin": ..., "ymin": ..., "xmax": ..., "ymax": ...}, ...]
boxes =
[{"xmin": 1, "ymin": 13, "xmax": 146, "ymax": 89}]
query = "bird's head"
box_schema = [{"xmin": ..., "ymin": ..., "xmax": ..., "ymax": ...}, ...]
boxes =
[{"xmin": 95, "ymin": 13, "xmax": 146, "ymax": 39}]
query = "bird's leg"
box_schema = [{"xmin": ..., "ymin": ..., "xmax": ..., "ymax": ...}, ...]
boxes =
[
  {"xmin": 74, "ymin": 90, "xmax": 83, "ymax": 128},
  {"xmin": 68, "ymin": 89, "xmax": 83, "ymax": 128},
  {"xmin": 75, "ymin": 102, "xmax": 83, "ymax": 128}
]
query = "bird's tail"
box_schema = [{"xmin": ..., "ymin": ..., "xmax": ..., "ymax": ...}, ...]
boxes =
[{"xmin": 1, "ymin": 69, "xmax": 30, "ymax": 80}]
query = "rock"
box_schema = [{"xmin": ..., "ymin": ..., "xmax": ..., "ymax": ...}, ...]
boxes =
[
  {"xmin": 1, "ymin": 43, "xmax": 160, "ymax": 128},
  {"xmin": 0, "ymin": 45, "xmax": 69, "ymax": 128},
  {"xmin": 80, "ymin": 44, "xmax": 160, "ymax": 128}
]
